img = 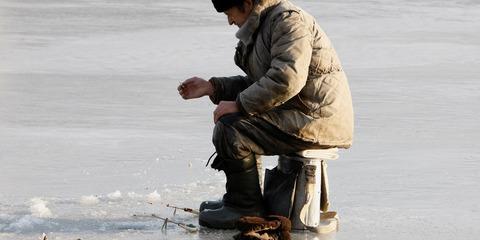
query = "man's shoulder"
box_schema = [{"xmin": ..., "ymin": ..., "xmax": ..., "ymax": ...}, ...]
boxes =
[
  {"xmin": 264, "ymin": 0, "xmax": 315, "ymax": 26},
  {"xmin": 266, "ymin": 0, "xmax": 301, "ymax": 18},
  {"xmin": 261, "ymin": 0, "xmax": 318, "ymax": 36}
]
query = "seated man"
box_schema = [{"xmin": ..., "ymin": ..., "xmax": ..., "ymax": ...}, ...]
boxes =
[{"xmin": 178, "ymin": 0, "xmax": 353, "ymax": 229}]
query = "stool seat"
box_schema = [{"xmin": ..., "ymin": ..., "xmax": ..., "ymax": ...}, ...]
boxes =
[{"xmin": 296, "ymin": 148, "xmax": 338, "ymax": 160}]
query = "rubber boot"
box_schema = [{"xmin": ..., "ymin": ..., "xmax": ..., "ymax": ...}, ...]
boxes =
[
  {"xmin": 199, "ymin": 156, "xmax": 264, "ymax": 229},
  {"xmin": 199, "ymin": 200, "xmax": 223, "ymax": 212},
  {"xmin": 199, "ymin": 155, "xmax": 263, "ymax": 212}
]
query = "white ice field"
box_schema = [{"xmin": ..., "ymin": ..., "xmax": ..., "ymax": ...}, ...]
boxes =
[{"xmin": 0, "ymin": 0, "xmax": 479, "ymax": 239}]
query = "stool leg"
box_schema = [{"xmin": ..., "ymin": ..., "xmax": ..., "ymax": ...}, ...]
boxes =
[
  {"xmin": 321, "ymin": 160, "xmax": 330, "ymax": 212},
  {"xmin": 255, "ymin": 154, "xmax": 263, "ymax": 192},
  {"xmin": 291, "ymin": 160, "xmax": 322, "ymax": 229}
]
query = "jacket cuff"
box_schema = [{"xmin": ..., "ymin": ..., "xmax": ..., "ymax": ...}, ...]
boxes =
[{"xmin": 208, "ymin": 78, "xmax": 221, "ymax": 105}]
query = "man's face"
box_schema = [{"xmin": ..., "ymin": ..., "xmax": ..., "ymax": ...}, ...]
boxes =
[{"xmin": 224, "ymin": 4, "xmax": 253, "ymax": 28}]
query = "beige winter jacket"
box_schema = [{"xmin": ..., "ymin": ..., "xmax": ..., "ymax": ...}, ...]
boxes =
[{"xmin": 210, "ymin": 0, "xmax": 353, "ymax": 148}]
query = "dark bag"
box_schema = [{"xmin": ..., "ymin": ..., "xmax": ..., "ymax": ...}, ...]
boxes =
[{"xmin": 263, "ymin": 159, "xmax": 302, "ymax": 218}]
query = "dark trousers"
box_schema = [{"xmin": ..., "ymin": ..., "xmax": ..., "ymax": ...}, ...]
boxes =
[{"xmin": 211, "ymin": 113, "xmax": 322, "ymax": 172}]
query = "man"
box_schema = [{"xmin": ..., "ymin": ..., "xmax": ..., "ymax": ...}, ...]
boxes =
[{"xmin": 178, "ymin": 0, "xmax": 353, "ymax": 229}]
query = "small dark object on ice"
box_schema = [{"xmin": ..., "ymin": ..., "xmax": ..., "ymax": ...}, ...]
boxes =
[{"xmin": 233, "ymin": 215, "xmax": 291, "ymax": 240}]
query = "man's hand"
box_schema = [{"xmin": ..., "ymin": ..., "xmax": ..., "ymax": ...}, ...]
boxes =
[
  {"xmin": 214, "ymin": 101, "xmax": 239, "ymax": 123},
  {"xmin": 178, "ymin": 77, "xmax": 214, "ymax": 99}
]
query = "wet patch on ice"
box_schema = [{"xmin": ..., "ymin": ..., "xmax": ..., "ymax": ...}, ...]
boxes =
[
  {"xmin": 0, "ymin": 180, "xmax": 223, "ymax": 235},
  {"xmin": 1, "ymin": 216, "xmax": 164, "ymax": 233},
  {"xmin": 3, "ymin": 215, "xmax": 46, "ymax": 233}
]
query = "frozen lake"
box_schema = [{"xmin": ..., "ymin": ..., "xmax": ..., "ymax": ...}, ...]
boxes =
[{"xmin": 1, "ymin": 0, "xmax": 479, "ymax": 239}]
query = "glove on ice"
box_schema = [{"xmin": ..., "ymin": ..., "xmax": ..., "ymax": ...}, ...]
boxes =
[{"xmin": 233, "ymin": 215, "xmax": 291, "ymax": 240}]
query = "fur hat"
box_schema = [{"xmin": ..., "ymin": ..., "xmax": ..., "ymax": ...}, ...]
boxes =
[{"xmin": 211, "ymin": 0, "xmax": 245, "ymax": 12}]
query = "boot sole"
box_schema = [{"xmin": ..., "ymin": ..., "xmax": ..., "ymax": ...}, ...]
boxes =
[{"xmin": 199, "ymin": 219, "xmax": 236, "ymax": 229}]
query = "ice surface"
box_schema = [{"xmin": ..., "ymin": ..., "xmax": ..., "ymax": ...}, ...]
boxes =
[
  {"xmin": 146, "ymin": 190, "xmax": 161, "ymax": 204},
  {"xmin": 127, "ymin": 192, "xmax": 144, "ymax": 199},
  {"xmin": 1, "ymin": 0, "xmax": 479, "ymax": 239},
  {"xmin": 29, "ymin": 198, "xmax": 52, "ymax": 218},
  {"xmin": 107, "ymin": 190, "xmax": 122, "ymax": 201},
  {"xmin": 80, "ymin": 195, "xmax": 100, "ymax": 206}
]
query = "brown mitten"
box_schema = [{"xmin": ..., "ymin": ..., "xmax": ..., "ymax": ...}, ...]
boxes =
[{"xmin": 233, "ymin": 215, "xmax": 291, "ymax": 240}]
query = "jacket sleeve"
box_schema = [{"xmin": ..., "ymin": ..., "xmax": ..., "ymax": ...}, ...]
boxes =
[
  {"xmin": 208, "ymin": 75, "xmax": 250, "ymax": 105},
  {"xmin": 237, "ymin": 11, "xmax": 312, "ymax": 115}
]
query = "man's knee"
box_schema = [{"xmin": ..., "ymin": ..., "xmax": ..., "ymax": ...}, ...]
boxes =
[
  {"xmin": 212, "ymin": 113, "xmax": 244, "ymax": 151},
  {"xmin": 212, "ymin": 114, "xmax": 254, "ymax": 169},
  {"xmin": 218, "ymin": 112, "xmax": 244, "ymax": 126}
]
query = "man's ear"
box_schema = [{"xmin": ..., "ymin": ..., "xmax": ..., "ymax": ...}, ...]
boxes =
[{"xmin": 244, "ymin": 0, "xmax": 254, "ymax": 12}]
